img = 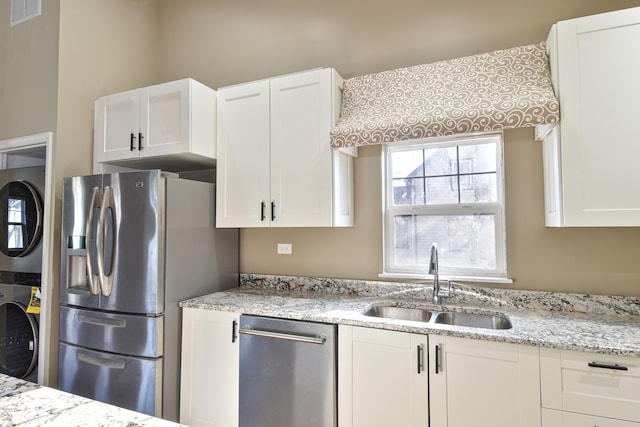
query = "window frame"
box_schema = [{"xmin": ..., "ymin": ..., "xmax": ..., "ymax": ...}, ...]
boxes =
[{"xmin": 382, "ymin": 133, "xmax": 508, "ymax": 280}]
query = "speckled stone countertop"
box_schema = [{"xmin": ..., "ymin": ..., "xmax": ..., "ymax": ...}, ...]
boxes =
[
  {"xmin": 0, "ymin": 374, "xmax": 181, "ymax": 427},
  {"xmin": 180, "ymin": 274, "xmax": 640, "ymax": 357}
]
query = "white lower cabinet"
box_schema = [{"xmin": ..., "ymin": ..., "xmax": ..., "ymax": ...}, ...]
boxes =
[
  {"xmin": 180, "ymin": 308, "xmax": 240, "ymax": 427},
  {"xmin": 540, "ymin": 348, "xmax": 640, "ymax": 425},
  {"xmin": 338, "ymin": 325, "xmax": 428, "ymax": 427},
  {"xmin": 429, "ymin": 335, "xmax": 541, "ymax": 427},
  {"xmin": 178, "ymin": 312, "xmax": 640, "ymax": 427}
]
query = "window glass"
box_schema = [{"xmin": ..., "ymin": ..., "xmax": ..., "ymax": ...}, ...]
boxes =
[
  {"xmin": 393, "ymin": 214, "xmax": 496, "ymax": 270},
  {"xmin": 7, "ymin": 197, "xmax": 26, "ymax": 250},
  {"xmin": 384, "ymin": 134, "xmax": 506, "ymax": 278}
]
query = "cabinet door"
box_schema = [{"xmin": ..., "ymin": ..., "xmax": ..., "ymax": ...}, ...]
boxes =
[
  {"xmin": 429, "ymin": 335, "xmax": 541, "ymax": 427},
  {"xmin": 180, "ymin": 308, "xmax": 240, "ymax": 427},
  {"xmin": 216, "ymin": 81, "xmax": 271, "ymax": 227},
  {"xmin": 338, "ymin": 325, "xmax": 428, "ymax": 427},
  {"xmin": 555, "ymin": 8, "xmax": 640, "ymax": 226},
  {"xmin": 141, "ymin": 79, "xmax": 191, "ymax": 158},
  {"xmin": 94, "ymin": 89, "xmax": 140, "ymax": 163},
  {"xmin": 270, "ymin": 69, "xmax": 335, "ymax": 227}
]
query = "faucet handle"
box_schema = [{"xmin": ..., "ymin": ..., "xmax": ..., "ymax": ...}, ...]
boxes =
[{"xmin": 437, "ymin": 280, "xmax": 452, "ymax": 298}]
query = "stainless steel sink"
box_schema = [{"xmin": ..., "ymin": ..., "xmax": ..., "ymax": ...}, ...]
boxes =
[
  {"xmin": 362, "ymin": 305, "xmax": 512, "ymax": 330},
  {"xmin": 434, "ymin": 311, "xmax": 512, "ymax": 330},
  {"xmin": 364, "ymin": 306, "xmax": 433, "ymax": 322}
]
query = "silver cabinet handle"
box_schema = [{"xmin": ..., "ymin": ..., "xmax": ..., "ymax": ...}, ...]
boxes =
[
  {"xmin": 417, "ymin": 344, "xmax": 424, "ymax": 374},
  {"xmin": 85, "ymin": 187, "xmax": 101, "ymax": 295},
  {"xmin": 435, "ymin": 344, "xmax": 441, "ymax": 374},
  {"xmin": 239, "ymin": 327, "xmax": 326, "ymax": 345},
  {"xmin": 77, "ymin": 352, "xmax": 125, "ymax": 369}
]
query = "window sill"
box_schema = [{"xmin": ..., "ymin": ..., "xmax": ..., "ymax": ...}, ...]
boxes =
[{"xmin": 378, "ymin": 272, "xmax": 514, "ymax": 285}]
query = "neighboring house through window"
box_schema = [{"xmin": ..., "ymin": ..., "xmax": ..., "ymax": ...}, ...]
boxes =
[{"xmin": 383, "ymin": 133, "xmax": 507, "ymax": 280}]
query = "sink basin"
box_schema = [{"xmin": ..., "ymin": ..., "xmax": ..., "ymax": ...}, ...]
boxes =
[
  {"xmin": 434, "ymin": 311, "xmax": 512, "ymax": 330},
  {"xmin": 364, "ymin": 306, "xmax": 433, "ymax": 322},
  {"xmin": 362, "ymin": 305, "xmax": 512, "ymax": 330}
]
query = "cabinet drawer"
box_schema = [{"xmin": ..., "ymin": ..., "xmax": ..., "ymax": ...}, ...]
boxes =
[
  {"xmin": 541, "ymin": 348, "xmax": 640, "ymax": 422},
  {"xmin": 543, "ymin": 409, "xmax": 640, "ymax": 427}
]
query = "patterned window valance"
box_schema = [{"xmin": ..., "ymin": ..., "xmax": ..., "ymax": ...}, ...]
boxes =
[{"xmin": 329, "ymin": 42, "xmax": 559, "ymax": 148}]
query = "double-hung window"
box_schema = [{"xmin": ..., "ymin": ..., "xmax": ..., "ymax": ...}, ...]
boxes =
[{"xmin": 383, "ymin": 133, "xmax": 507, "ymax": 280}]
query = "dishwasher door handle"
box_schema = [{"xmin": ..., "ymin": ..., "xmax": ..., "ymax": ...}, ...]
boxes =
[{"xmin": 239, "ymin": 327, "xmax": 326, "ymax": 345}]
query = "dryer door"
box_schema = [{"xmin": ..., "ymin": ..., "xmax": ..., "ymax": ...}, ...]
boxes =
[
  {"xmin": 0, "ymin": 301, "xmax": 38, "ymax": 378},
  {"xmin": 0, "ymin": 180, "xmax": 43, "ymax": 258}
]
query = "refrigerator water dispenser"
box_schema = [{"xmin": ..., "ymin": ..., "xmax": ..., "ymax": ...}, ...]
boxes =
[{"xmin": 66, "ymin": 236, "xmax": 88, "ymax": 293}]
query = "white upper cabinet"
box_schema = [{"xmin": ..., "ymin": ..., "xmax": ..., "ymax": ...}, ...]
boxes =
[
  {"xmin": 542, "ymin": 7, "xmax": 640, "ymax": 226},
  {"xmin": 94, "ymin": 78, "xmax": 217, "ymax": 172},
  {"xmin": 216, "ymin": 68, "xmax": 355, "ymax": 228}
]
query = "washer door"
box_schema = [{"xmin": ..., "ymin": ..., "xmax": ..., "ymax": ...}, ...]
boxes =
[
  {"xmin": 0, "ymin": 180, "xmax": 43, "ymax": 258},
  {"xmin": 0, "ymin": 301, "xmax": 38, "ymax": 378}
]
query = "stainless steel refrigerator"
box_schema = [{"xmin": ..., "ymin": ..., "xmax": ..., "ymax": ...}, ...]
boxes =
[{"xmin": 58, "ymin": 170, "xmax": 238, "ymax": 422}]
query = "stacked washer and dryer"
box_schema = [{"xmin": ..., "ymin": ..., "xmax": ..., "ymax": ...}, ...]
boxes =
[{"xmin": 0, "ymin": 166, "xmax": 45, "ymax": 383}]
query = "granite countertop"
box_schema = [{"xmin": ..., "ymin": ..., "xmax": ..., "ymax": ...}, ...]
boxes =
[
  {"xmin": 181, "ymin": 274, "xmax": 640, "ymax": 357},
  {"xmin": 0, "ymin": 374, "xmax": 182, "ymax": 427}
]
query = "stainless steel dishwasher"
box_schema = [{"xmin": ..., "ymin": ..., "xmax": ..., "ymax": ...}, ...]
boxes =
[{"xmin": 238, "ymin": 315, "xmax": 337, "ymax": 427}]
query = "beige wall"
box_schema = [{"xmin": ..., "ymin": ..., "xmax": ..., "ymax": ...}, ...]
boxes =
[
  {"xmin": 0, "ymin": 0, "xmax": 60, "ymax": 140},
  {"xmin": 157, "ymin": 0, "xmax": 640, "ymax": 86},
  {"xmin": 238, "ymin": 144, "xmax": 383, "ymax": 280},
  {"xmin": 0, "ymin": 0, "xmax": 638, "ymax": 388},
  {"xmin": 157, "ymin": 0, "xmax": 640, "ymax": 296},
  {"xmin": 43, "ymin": 0, "xmax": 159, "ymax": 386},
  {"xmin": 5, "ymin": 3, "xmax": 640, "ymax": 381},
  {"xmin": 237, "ymin": 129, "xmax": 640, "ymax": 297},
  {"xmin": 55, "ymin": 0, "xmax": 159, "ymax": 181},
  {"xmin": 0, "ymin": 0, "xmax": 61, "ymax": 387},
  {"xmin": 503, "ymin": 128, "xmax": 640, "ymax": 296}
]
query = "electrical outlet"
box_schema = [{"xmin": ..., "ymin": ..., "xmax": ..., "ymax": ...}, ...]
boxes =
[{"xmin": 277, "ymin": 243, "xmax": 292, "ymax": 255}]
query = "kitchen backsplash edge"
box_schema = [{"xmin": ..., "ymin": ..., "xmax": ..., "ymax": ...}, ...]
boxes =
[{"xmin": 239, "ymin": 273, "xmax": 640, "ymax": 317}]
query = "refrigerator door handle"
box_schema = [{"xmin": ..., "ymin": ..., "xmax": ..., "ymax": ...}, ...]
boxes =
[
  {"xmin": 97, "ymin": 185, "xmax": 115, "ymax": 297},
  {"xmin": 85, "ymin": 187, "xmax": 101, "ymax": 295},
  {"xmin": 78, "ymin": 313, "xmax": 126, "ymax": 328}
]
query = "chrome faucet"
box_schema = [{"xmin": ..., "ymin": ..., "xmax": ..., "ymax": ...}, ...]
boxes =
[
  {"xmin": 429, "ymin": 243, "xmax": 441, "ymax": 304},
  {"xmin": 429, "ymin": 242, "xmax": 450, "ymax": 304}
]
